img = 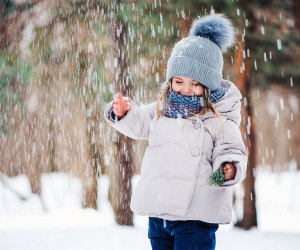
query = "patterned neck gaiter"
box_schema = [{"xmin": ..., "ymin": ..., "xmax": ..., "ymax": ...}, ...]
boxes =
[
  {"xmin": 163, "ymin": 88, "xmax": 204, "ymax": 119},
  {"xmin": 210, "ymin": 88, "xmax": 226, "ymax": 103},
  {"xmin": 162, "ymin": 87, "xmax": 227, "ymax": 119}
]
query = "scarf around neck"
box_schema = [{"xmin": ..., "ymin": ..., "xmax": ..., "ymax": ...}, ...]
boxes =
[
  {"xmin": 162, "ymin": 87, "xmax": 227, "ymax": 119},
  {"xmin": 163, "ymin": 89, "xmax": 204, "ymax": 119}
]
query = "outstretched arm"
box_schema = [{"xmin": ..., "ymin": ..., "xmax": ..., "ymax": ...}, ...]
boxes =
[{"xmin": 104, "ymin": 94, "xmax": 156, "ymax": 140}]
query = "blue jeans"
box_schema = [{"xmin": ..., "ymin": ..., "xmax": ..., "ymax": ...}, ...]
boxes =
[{"xmin": 148, "ymin": 217, "xmax": 219, "ymax": 250}]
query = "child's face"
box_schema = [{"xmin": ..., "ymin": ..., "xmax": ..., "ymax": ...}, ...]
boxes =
[{"xmin": 171, "ymin": 76, "xmax": 204, "ymax": 96}]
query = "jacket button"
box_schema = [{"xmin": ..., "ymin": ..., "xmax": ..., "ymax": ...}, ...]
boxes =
[
  {"xmin": 191, "ymin": 147, "xmax": 200, "ymax": 157},
  {"xmin": 193, "ymin": 121, "xmax": 201, "ymax": 129}
]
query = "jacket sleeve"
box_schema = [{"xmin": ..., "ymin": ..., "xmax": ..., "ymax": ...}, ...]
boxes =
[
  {"xmin": 211, "ymin": 119, "xmax": 248, "ymax": 186},
  {"xmin": 104, "ymin": 99, "xmax": 156, "ymax": 140}
]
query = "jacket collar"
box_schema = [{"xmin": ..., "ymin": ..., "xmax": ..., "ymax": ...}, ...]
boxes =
[{"xmin": 201, "ymin": 80, "xmax": 242, "ymax": 125}]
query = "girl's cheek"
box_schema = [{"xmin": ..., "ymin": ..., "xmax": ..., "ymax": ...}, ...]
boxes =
[
  {"xmin": 197, "ymin": 87, "xmax": 204, "ymax": 96},
  {"xmin": 195, "ymin": 89, "xmax": 202, "ymax": 96},
  {"xmin": 172, "ymin": 85, "xmax": 181, "ymax": 93}
]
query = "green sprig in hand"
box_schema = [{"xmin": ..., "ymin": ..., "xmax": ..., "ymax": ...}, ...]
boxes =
[
  {"xmin": 209, "ymin": 167, "xmax": 225, "ymax": 187},
  {"xmin": 209, "ymin": 162, "xmax": 236, "ymax": 187}
]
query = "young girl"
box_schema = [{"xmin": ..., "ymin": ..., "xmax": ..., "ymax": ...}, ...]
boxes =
[{"xmin": 105, "ymin": 14, "xmax": 247, "ymax": 250}]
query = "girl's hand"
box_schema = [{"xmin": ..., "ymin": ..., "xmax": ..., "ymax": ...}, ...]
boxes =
[
  {"xmin": 222, "ymin": 162, "xmax": 236, "ymax": 181},
  {"xmin": 113, "ymin": 93, "xmax": 132, "ymax": 118}
]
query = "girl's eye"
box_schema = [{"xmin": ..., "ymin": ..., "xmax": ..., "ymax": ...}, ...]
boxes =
[
  {"xmin": 175, "ymin": 81, "xmax": 183, "ymax": 84},
  {"xmin": 193, "ymin": 82, "xmax": 201, "ymax": 86}
]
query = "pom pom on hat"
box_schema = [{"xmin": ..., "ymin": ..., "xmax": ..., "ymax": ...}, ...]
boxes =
[{"xmin": 189, "ymin": 14, "xmax": 235, "ymax": 52}]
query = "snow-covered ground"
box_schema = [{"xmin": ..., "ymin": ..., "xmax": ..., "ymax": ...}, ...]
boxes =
[{"xmin": 0, "ymin": 169, "xmax": 300, "ymax": 250}]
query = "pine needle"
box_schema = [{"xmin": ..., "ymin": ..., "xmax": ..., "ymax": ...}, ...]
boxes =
[{"xmin": 209, "ymin": 167, "xmax": 225, "ymax": 187}]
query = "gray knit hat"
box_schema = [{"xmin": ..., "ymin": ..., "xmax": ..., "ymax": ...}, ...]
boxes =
[{"xmin": 165, "ymin": 14, "xmax": 235, "ymax": 91}]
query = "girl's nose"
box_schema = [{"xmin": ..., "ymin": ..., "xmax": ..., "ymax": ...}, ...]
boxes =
[{"xmin": 181, "ymin": 86, "xmax": 194, "ymax": 96}]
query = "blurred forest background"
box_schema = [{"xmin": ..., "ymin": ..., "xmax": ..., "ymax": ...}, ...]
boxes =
[{"xmin": 1, "ymin": 0, "xmax": 300, "ymax": 230}]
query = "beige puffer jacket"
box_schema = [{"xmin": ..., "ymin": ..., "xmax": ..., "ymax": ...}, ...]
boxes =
[{"xmin": 105, "ymin": 80, "xmax": 248, "ymax": 224}]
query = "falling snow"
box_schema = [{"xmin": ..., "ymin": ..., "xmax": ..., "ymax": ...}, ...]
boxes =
[{"xmin": 0, "ymin": 1, "xmax": 300, "ymax": 249}]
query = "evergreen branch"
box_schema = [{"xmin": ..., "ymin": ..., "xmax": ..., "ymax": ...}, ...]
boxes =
[{"xmin": 208, "ymin": 167, "xmax": 225, "ymax": 187}]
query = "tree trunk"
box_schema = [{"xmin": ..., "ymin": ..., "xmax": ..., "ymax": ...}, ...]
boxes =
[
  {"xmin": 234, "ymin": 21, "xmax": 258, "ymax": 230},
  {"xmin": 78, "ymin": 48, "xmax": 99, "ymax": 209},
  {"xmin": 83, "ymin": 119, "xmax": 99, "ymax": 209},
  {"xmin": 26, "ymin": 114, "xmax": 42, "ymax": 195},
  {"xmin": 110, "ymin": 133, "xmax": 134, "ymax": 225},
  {"xmin": 109, "ymin": 1, "xmax": 134, "ymax": 226},
  {"xmin": 293, "ymin": 0, "xmax": 300, "ymax": 32},
  {"xmin": 83, "ymin": 99, "xmax": 101, "ymax": 209}
]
